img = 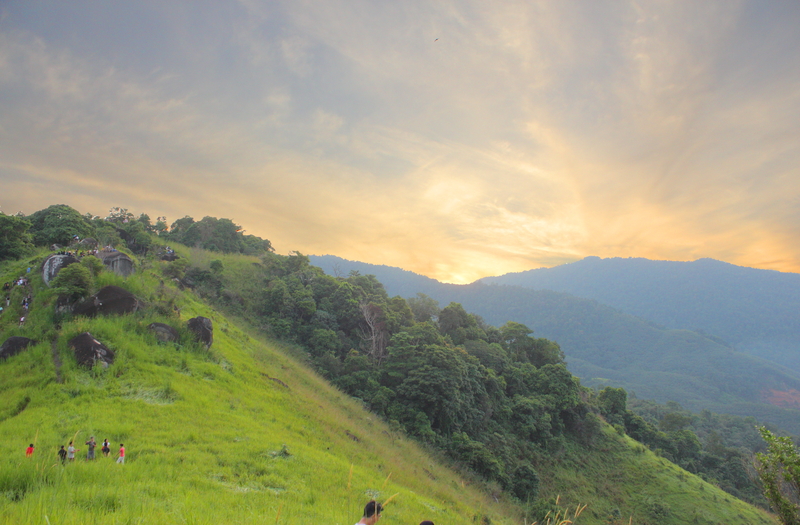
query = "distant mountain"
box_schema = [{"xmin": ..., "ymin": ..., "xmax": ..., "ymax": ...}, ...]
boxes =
[
  {"xmin": 309, "ymin": 255, "xmax": 800, "ymax": 434},
  {"xmin": 480, "ymin": 257, "xmax": 800, "ymax": 371},
  {"xmin": 309, "ymin": 255, "xmax": 441, "ymax": 298}
]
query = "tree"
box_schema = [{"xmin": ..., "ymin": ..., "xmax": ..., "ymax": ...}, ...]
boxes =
[
  {"xmin": 104, "ymin": 207, "xmax": 135, "ymax": 224},
  {"xmin": 358, "ymin": 301, "xmax": 388, "ymax": 363},
  {"xmin": 757, "ymin": 427, "xmax": 800, "ymax": 525},
  {"xmin": 597, "ymin": 387, "xmax": 627, "ymax": 426},
  {"xmin": 27, "ymin": 204, "xmax": 94, "ymax": 246},
  {"xmin": 0, "ymin": 213, "xmax": 34, "ymax": 261},
  {"xmin": 407, "ymin": 293, "xmax": 439, "ymax": 323}
]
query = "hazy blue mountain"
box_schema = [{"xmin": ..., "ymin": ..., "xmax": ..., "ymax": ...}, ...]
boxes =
[
  {"xmin": 309, "ymin": 254, "xmax": 800, "ymax": 434},
  {"xmin": 480, "ymin": 256, "xmax": 800, "ymax": 371}
]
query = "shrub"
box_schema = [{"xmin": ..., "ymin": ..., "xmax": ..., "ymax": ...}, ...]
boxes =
[{"xmin": 51, "ymin": 263, "xmax": 93, "ymax": 301}]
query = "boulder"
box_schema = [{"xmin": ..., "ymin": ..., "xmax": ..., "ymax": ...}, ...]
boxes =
[
  {"xmin": 73, "ymin": 285, "xmax": 142, "ymax": 317},
  {"xmin": 0, "ymin": 337, "xmax": 35, "ymax": 360},
  {"xmin": 98, "ymin": 251, "xmax": 134, "ymax": 277},
  {"xmin": 187, "ymin": 316, "xmax": 213, "ymax": 349},
  {"xmin": 76, "ymin": 237, "xmax": 98, "ymax": 248},
  {"xmin": 68, "ymin": 332, "xmax": 114, "ymax": 368},
  {"xmin": 41, "ymin": 254, "xmax": 80, "ymax": 286},
  {"xmin": 148, "ymin": 322, "xmax": 179, "ymax": 343}
]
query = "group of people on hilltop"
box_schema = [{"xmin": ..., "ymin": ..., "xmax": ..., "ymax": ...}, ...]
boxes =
[
  {"xmin": 26, "ymin": 437, "xmax": 126, "ymax": 464},
  {"xmin": 355, "ymin": 500, "xmax": 434, "ymax": 525},
  {"xmin": 55, "ymin": 249, "xmax": 99, "ymax": 258}
]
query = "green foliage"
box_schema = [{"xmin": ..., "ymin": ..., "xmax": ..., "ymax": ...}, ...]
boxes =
[
  {"xmin": 407, "ymin": 293, "xmax": 440, "ymax": 322},
  {"xmin": 162, "ymin": 258, "xmax": 189, "ymax": 280},
  {"xmin": 0, "ymin": 213, "xmax": 34, "ymax": 262},
  {"xmin": 50, "ymin": 263, "xmax": 94, "ymax": 301},
  {"xmin": 166, "ymin": 215, "xmax": 274, "ymax": 254},
  {"xmin": 26, "ymin": 204, "xmax": 94, "ymax": 246},
  {"xmin": 81, "ymin": 255, "xmax": 104, "ymax": 277},
  {"xmin": 308, "ymin": 255, "xmax": 800, "ymax": 436},
  {"xmin": 757, "ymin": 427, "xmax": 800, "ymax": 525}
]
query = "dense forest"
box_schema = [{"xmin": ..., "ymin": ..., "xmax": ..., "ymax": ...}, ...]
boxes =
[
  {"xmin": 0, "ymin": 205, "xmax": 786, "ymax": 511},
  {"xmin": 309, "ymin": 255, "xmax": 800, "ymax": 436}
]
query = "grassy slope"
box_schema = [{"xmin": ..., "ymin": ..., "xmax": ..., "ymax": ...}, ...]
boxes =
[
  {"xmin": 536, "ymin": 428, "xmax": 775, "ymax": 525},
  {"xmin": 0, "ymin": 256, "xmax": 507, "ymax": 525},
  {"xmin": 0, "ymin": 251, "xmax": 778, "ymax": 525}
]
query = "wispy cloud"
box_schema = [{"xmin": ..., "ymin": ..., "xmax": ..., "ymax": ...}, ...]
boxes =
[{"xmin": 1, "ymin": 0, "xmax": 799, "ymax": 282}]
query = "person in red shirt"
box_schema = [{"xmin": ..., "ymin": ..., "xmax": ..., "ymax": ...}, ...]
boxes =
[
  {"xmin": 25, "ymin": 444, "xmax": 34, "ymax": 457},
  {"xmin": 116, "ymin": 443, "xmax": 125, "ymax": 464}
]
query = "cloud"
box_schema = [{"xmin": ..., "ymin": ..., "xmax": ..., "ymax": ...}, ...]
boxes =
[{"xmin": 2, "ymin": 0, "xmax": 800, "ymax": 282}]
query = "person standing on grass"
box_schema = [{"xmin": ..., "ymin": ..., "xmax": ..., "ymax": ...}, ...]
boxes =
[
  {"xmin": 85, "ymin": 436, "xmax": 97, "ymax": 460},
  {"xmin": 355, "ymin": 500, "xmax": 382, "ymax": 525},
  {"xmin": 116, "ymin": 443, "xmax": 125, "ymax": 464},
  {"xmin": 67, "ymin": 441, "xmax": 77, "ymax": 461},
  {"xmin": 102, "ymin": 439, "xmax": 110, "ymax": 457},
  {"xmin": 58, "ymin": 445, "xmax": 67, "ymax": 463},
  {"xmin": 25, "ymin": 444, "xmax": 34, "ymax": 457}
]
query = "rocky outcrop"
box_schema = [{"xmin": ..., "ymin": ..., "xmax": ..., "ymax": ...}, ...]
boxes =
[
  {"xmin": 148, "ymin": 322, "xmax": 179, "ymax": 343},
  {"xmin": 68, "ymin": 332, "xmax": 114, "ymax": 368},
  {"xmin": 73, "ymin": 286, "xmax": 142, "ymax": 317},
  {"xmin": 187, "ymin": 316, "xmax": 213, "ymax": 349},
  {"xmin": 41, "ymin": 254, "xmax": 79, "ymax": 286},
  {"xmin": 0, "ymin": 337, "xmax": 35, "ymax": 360},
  {"xmin": 75, "ymin": 237, "xmax": 98, "ymax": 248},
  {"xmin": 98, "ymin": 251, "xmax": 134, "ymax": 277}
]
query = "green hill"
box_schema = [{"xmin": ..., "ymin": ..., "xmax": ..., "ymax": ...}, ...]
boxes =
[{"xmin": 0, "ymin": 244, "xmax": 778, "ymax": 525}]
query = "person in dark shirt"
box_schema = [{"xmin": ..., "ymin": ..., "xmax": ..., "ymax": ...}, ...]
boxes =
[
  {"xmin": 58, "ymin": 445, "xmax": 67, "ymax": 463},
  {"xmin": 85, "ymin": 436, "xmax": 97, "ymax": 460}
]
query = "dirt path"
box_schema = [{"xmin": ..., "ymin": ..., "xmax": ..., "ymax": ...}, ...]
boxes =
[{"xmin": 52, "ymin": 337, "xmax": 63, "ymax": 383}]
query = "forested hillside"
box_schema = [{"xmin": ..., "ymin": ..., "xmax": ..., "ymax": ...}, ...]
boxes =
[
  {"xmin": 481, "ymin": 257, "xmax": 800, "ymax": 371},
  {"xmin": 0, "ymin": 206, "xmax": 781, "ymax": 524},
  {"xmin": 309, "ymin": 255, "xmax": 800, "ymax": 435}
]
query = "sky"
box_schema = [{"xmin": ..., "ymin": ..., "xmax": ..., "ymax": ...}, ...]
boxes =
[{"xmin": 1, "ymin": 1, "xmax": 799, "ymax": 284}]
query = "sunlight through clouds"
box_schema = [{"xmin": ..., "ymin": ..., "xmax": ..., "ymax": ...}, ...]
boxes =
[{"xmin": 1, "ymin": 0, "xmax": 799, "ymax": 282}]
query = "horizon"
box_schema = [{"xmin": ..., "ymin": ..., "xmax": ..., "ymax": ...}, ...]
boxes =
[{"xmin": 2, "ymin": 1, "xmax": 800, "ymax": 284}]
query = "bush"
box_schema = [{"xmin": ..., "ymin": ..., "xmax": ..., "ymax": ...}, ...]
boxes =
[
  {"xmin": 50, "ymin": 263, "xmax": 93, "ymax": 301},
  {"xmin": 81, "ymin": 255, "xmax": 104, "ymax": 276}
]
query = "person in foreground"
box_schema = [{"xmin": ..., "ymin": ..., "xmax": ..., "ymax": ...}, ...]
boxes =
[{"xmin": 355, "ymin": 500, "xmax": 382, "ymax": 525}]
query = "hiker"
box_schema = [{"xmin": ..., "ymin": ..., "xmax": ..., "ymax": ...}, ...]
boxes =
[
  {"xmin": 67, "ymin": 441, "xmax": 77, "ymax": 461},
  {"xmin": 355, "ymin": 500, "xmax": 382, "ymax": 525},
  {"xmin": 102, "ymin": 439, "xmax": 110, "ymax": 457},
  {"xmin": 116, "ymin": 443, "xmax": 125, "ymax": 464},
  {"xmin": 58, "ymin": 445, "xmax": 67, "ymax": 463},
  {"xmin": 85, "ymin": 436, "xmax": 97, "ymax": 460},
  {"xmin": 25, "ymin": 444, "xmax": 34, "ymax": 457}
]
